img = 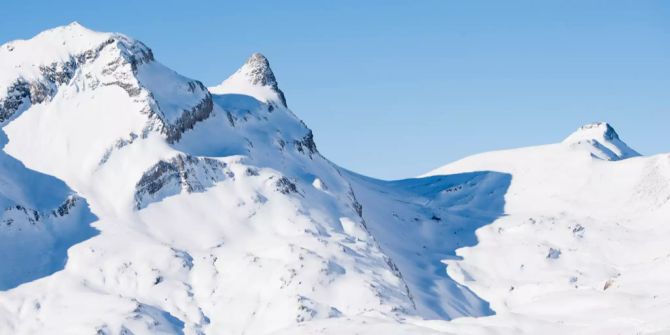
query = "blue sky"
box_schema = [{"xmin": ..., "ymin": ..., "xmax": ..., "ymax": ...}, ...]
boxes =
[{"xmin": 1, "ymin": 1, "xmax": 668, "ymax": 179}]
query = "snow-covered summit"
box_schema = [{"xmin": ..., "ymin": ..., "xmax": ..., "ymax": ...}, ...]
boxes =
[
  {"xmin": 565, "ymin": 122, "xmax": 620, "ymax": 142},
  {"xmin": 426, "ymin": 121, "xmax": 642, "ymax": 179},
  {"xmin": 210, "ymin": 52, "xmax": 287, "ymax": 107},
  {"xmin": 562, "ymin": 122, "xmax": 640, "ymax": 160},
  {"xmin": 0, "ymin": 22, "xmax": 214, "ymax": 184},
  {"xmin": 0, "ymin": 22, "xmax": 152, "ymax": 95}
]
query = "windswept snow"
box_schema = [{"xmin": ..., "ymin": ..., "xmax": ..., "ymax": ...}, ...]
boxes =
[{"xmin": 0, "ymin": 23, "xmax": 668, "ymax": 335}]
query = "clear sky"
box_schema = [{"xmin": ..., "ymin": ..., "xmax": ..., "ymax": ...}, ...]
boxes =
[{"xmin": 1, "ymin": 1, "xmax": 668, "ymax": 179}]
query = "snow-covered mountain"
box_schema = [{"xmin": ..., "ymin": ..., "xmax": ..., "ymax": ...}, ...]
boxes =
[
  {"xmin": 0, "ymin": 23, "xmax": 668, "ymax": 335},
  {"xmin": 562, "ymin": 122, "xmax": 640, "ymax": 161}
]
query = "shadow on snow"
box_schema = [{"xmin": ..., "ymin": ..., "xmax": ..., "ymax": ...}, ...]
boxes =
[
  {"xmin": 345, "ymin": 170, "xmax": 512, "ymax": 320},
  {"xmin": 0, "ymin": 131, "xmax": 98, "ymax": 291}
]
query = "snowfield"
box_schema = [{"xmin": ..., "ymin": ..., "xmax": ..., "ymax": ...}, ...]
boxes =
[{"xmin": 0, "ymin": 23, "xmax": 668, "ymax": 335}]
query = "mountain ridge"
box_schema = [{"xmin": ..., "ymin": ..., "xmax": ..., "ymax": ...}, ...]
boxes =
[{"xmin": 0, "ymin": 23, "xmax": 667, "ymax": 335}]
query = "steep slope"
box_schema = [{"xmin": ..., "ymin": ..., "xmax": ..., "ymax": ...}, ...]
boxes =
[
  {"xmin": 0, "ymin": 23, "xmax": 103, "ymax": 291},
  {"xmin": 0, "ymin": 24, "xmax": 422, "ymax": 335},
  {"xmin": 343, "ymin": 170, "xmax": 509, "ymax": 320}
]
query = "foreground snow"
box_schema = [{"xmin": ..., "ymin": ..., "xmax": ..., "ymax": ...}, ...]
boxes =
[{"xmin": 0, "ymin": 23, "xmax": 668, "ymax": 334}]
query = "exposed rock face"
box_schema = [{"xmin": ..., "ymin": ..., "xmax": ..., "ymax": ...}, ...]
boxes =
[
  {"xmin": 0, "ymin": 34, "xmax": 154, "ymax": 125},
  {"xmin": 163, "ymin": 87, "xmax": 213, "ymax": 143},
  {"xmin": 0, "ymin": 27, "xmax": 209, "ymax": 146},
  {"xmin": 239, "ymin": 53, "xmax": 287, "ymax": 107},
  {"xmin": 0, "ymin": 81, "xmax": 31, "ymax": 123},
  {"xmin": 275, "ymin": 176, "xmax": 299, "ymax": 195},
  {"xmin": 244, "ymin": 53, "xmax": 279, "ymax": 87},
  {"xmin": 295, "ymin": 130, "xmax": 318, "ymax": 156},
  {"xmin": 134, "ymin": 154, "xmax": 232, "ymax": 209},
  {"xmin": 0, "ymin": 61, "xmax": 76, "ymax": 123}
]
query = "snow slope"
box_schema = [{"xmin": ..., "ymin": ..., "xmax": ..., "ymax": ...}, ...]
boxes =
[
  {"xmin": 0, "ymin": 23, "xmax": 668, "ymax": 335},
  {"xmin": 422, "ymin": 125, "xmax": 670, "ymax": 334},
  {"xmin": 0, "ymin": 23, "xmax": 416, "ymax": 335},
  {"xmin": 562, "ymin": 122, "xmax": 640, "ymax": 160},
  {"xmin": 344, "ymin": 170, "xmax": 509, "ymax": 320}
]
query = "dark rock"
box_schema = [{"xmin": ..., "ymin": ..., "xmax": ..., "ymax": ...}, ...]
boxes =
[
  {"xmin": 54, "ymin": 196, "xmax": 78, "ymax": 217},
  {"xmin": 243, "ymin": 53, "xmax": 287, "ymax": 107},
  {"xmin": 134, "ymin": 154, "xmax": 229, "ymax": 209},
  {"xmin": 275, "ymin": 177, "xmax": 298, "ymax": 195},
  {"xmin": 164, "ymin": 90, "xmax": 214, "ymax": 143},
  {"xmin": 294, "ymin": 130, "xmax": 318, "ymax": 156}
]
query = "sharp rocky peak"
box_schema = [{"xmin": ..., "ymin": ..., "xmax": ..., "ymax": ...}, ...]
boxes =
[
  {"xmin": 242, "ymin": 53, "xmax": 278, "ymax": 87},
  {"xmin": 218, "ymin": 52, "xmax": 287, "ymax": 107}
]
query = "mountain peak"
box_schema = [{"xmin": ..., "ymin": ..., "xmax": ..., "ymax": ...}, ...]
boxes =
[
  {"xmin": 64, "ymin": 21, "xmax": 89, "ymax": 31},
  {"xmin": 565, "ymin": 122, "xmax": 619, "ymax": 142},
  {"xmin": 33, "ymin": 21, "xmax": 110, "ymax": 45},
  {"xmin": 563, "ymin": 122, "xmax": 640, "ymax": 160},
  {"xmin": 210, "ymin": 52, "xmax": 287, "ymax": 107},
  {"xmin": 56, "ymin": 21, "xmax": 101, "ymax": 37},
  {"xmin": 0, "ymin": 22, "xmax": 151, "ymax": 94},
  {"xmin": 242, "ymin": 52, "xmax": 277, "ymax": 87}
]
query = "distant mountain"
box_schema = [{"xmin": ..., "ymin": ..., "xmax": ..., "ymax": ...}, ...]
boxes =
[
  {"xmin": 1, "ymin": 23, "xmax": 668, "ymax": 335},
  {"xmin": 562, "ymin": 122, "xmax": 640, "ymax": 160}
]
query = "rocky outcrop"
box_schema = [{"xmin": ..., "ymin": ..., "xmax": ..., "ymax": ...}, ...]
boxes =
[
  {"xmin": 0, "ymin": 60, "xmax": 76, "ymax": 123},
  {"xmin": 134, "ymin": 155, "xmax": 232, "ymax": 209},
  {"xmin": 0, "ymin": 81, "xmax": 30, "ymax": 123},
  {"xmin": 275, "ymin": 176, "xmax": 299, "ymax": 195},
  {"xmin": 0, "ymin": 30, "xmax": 209, "ymax": 148},
  {"xmin": 0, "ymin": 35, "xmax": 153, "ymax": 125},
  {"xmin": 294, "ymin": 130, "xmax": 318, "ymax": 156},
  {"xmin": 163, "ymin": 86, "xmax": 214, "ymax": 143},
  {"xmin": 239, "ymin": 53, "xmax": 287, "ymax": 107},
  {"xmin": 1, "ymin": 195, "xmax": 85, "ymax": 229}
]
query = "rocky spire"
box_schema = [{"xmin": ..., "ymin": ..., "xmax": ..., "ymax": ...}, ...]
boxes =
[
  {"xmin": 239, "ymin": 53, "xmax": 287, "ymax": 107},
  {"xmin": 242, "ymin": 53, "xmax": 278, "ymax": 87},
  {"xmin": 209, "ymin": 53, "xmax": 289, "ymax": 107}
]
